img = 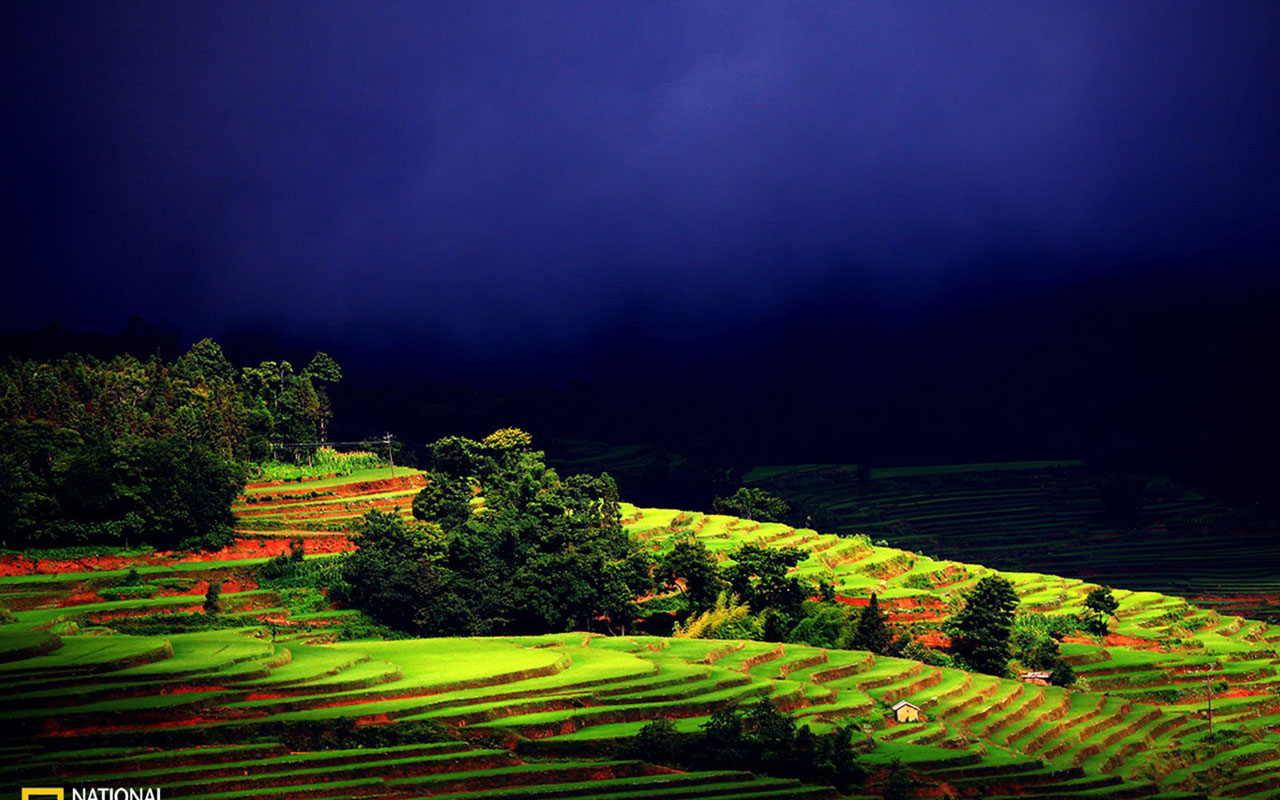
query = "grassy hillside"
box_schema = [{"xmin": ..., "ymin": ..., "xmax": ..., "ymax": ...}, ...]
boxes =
[{"xmin": 0, "ymin": 468, "xmax": 1277, "ymax": 798}]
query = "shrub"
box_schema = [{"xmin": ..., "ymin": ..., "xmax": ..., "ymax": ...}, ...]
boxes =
[
  {"xmin": 203, "ymin": 581, "xmax": 222, "ymax": 614},
  {"xmin": 675, "ymin": 592, "xmax": 756, "ymax": 639},
  {"xmin": 99, "ymin": 585, "xmax": 159, "ymax": 601}
]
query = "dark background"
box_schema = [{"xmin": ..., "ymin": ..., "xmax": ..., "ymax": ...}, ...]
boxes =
[{"xmin": 3, "ymin": 3, "xmax": 1278, "ymax": 513}]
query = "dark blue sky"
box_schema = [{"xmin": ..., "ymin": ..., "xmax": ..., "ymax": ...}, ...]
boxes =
[{"xmin": 4, "ymin": 2, "xmax": 1279, "ymax": 358}]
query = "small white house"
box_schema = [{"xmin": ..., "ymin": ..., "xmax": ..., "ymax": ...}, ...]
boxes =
[{"xmin": 891, "ymin": 700, "xmax": 921, "ymax": 723}]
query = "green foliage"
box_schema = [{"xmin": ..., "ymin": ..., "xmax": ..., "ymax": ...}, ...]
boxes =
[
  {"xmin": 411, "ymin": 471, "xmax": 473, "ymax": 530},
  {"xmin": 1049, "ymin": 658, "xmax": 1075, "ymax": 687},
  {"xmin": 427, "ymin": 435, "xmax": 483, "ymax": 478},
  {"xmin": 849, "ymin": 593, "xmax": 895, "ymax": 654},
  {"xmin": 948, "ymin": 575, "xmax": 1019, "ymax": 676},
  {"xmin": 674, "ymin": 592, "xmax": 757, "ymax": 639},
  {"xmin": 714, "ymin": 487, "xmax": 790, "ymax": 523},
  {"xmin": 203, "ymin": 581, "xmax": 222, "ymax": 615},
  {"xmin": 481, "ymin": 427, "xmax": 533, "ymax": 451},
  {"xmin": 0, "ymin": 425, "xmax": 243, "ymax": 550},
  {"xmin": 0, "ymin": 339, "xmax": 346, "ymax": 549},
  {"xmin": 278, "ymin": 718, "xmax": 450, "ymax": 751},
  {"xmin": 724, "ymin": 544, "xmax": 809, "ymax": 634},
  {"xmin": 99, "ymin": 584, "xmax": 159, "ymax": 601},
  {"xmin": 1013, "ymin": 611, "xmax": 1077, "ymax": 640},
  {"xmin": 341, "ymin": 510, "xmax": 447, "ymax": 633},
  {"xmin": 787, "ymin": 601, "xmax": 854, "ymax": 648},
  {"xmin": 881, "ymin": 758, "xmax": 917, "ymax": 800},
  {"xmin": 1085, "ymin": 586, "xmax": 1120, "ymax": 617},
  {"xmin": 304, "ymin": 352, "xmax": 343, "ymax": 384},
  {"xmin": 614, "ymin": 718, "xmax": 683, "ymax": 765},
  {"xmin": 617, "ymin": 700, "xmax": 864, "ymax": 793},
  {"xmin": 899, "ymin": 638, "xmax": 953, "ymax": 667},
  {"xmin": 256, "ymin": 449, "xmax": 383, "ymax": 481},
  {"xmin": 658, "ymin": 537, "xmax": 725, "ymax": 611},
  {"xmin": 1075, "ymin": 586, "xmax": 1116, "ymax": 637},
  {"xmin": 343, "ymin": 433, "xmax": 654, "ymax": 636},
  {"xmin": 104, "ymin": 611, "xmax": 258, "ymax": 634}
]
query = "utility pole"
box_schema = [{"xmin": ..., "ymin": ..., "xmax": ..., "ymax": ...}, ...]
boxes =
[
  {"xmin": 383, "ymin": 432, "xmax": 395, "ymax": 478},
  {"xmin": 1205, "ymin": 671, "xmax": 1214, "ymax": 746}
]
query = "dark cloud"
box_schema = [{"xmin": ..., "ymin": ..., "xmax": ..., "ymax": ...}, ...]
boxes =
[{"xmin": 3, "ymin": 2, "xmax": 1279, "ymax": 354}]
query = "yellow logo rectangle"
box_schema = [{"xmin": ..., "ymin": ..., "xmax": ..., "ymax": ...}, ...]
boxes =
[{"xmin": 22, "ymin": 790, "xmax": 64, "ymax": 800}]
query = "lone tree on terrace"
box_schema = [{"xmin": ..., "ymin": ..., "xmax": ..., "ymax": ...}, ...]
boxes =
[
  {"xmin": 1083, "ymin": 585, "xmax": 1119, "ymax": 635},
  {"xmin": 850, "ymin": 592, "xmax": 894, "ymax": 655},
  {"xmin": 203, "ymin": 581, "xmax": 223, "ymax": 615},
  {"xmin": 949, "ymin": 575, "xmax": 1019, "ymax": 676},
  {"xmin": 1085, "ymin": 586, "xmax": 1119, "ymax": 617}
]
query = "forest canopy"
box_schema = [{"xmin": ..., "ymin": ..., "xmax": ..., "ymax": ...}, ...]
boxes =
[{"xmin": 0, "ymin": 339, "xmax": 342, "ymax": 549}]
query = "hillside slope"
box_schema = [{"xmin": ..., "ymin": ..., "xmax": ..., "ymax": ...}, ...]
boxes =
[{"xmin": 0, "ymin": 469, "xmax": 1276, "ymax": 798}]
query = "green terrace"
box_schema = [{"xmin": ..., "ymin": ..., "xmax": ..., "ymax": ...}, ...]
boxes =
[{"xmin": 3, "ymin": 464, "xmax": 1279, "ymax": 798}]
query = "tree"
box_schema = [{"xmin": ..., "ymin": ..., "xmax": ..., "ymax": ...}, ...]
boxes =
[
  {"xmin": 178, "ymin": 338, "xmax": 235, "ymax": 383},
  {"xmin": 849, "ymin": 593, "xmax": 894, "ymax": 654},
  {"xmin": 347, "ymin": 433, "xmax": 654, "ymax": 636},
  {"xmin": 659, "ymin": 538, "xmax": 724, "ymax": 610},
  {"xmin": 305, "ymin": 352, "xmax": 342, "ymax": 384},
  {"xmin": 1049, "ymin": 658, "xmax": 1075, "ymax": 687},
  {"xmin": 411, "ymin": 471, "xmax": 474, "ymax": 530},
  {"xmin": 0, "ymin": 340, "xmax": 328, "ymax": 549},
  {"xmin": 342, "ymin": 510, "xmax": 449, "ymax": 633},
  {"xmin": 652, "ymin": 699, "xmax": 866, "ymax": 792},
  {"xmin": 1085, "ymin": 586, "xmax": 1119, "ymax": 617},
  {"xmin": 481, "ymin": 427, "xmax": 532, "ymax": 451},
  {"xmin": 304, "ymin": 352, "xmax": 342, "ymax": 441},
  {"xmin": 881, "ymin": 758, "xmax": 916, "ymax": 800},
  {"xmin": 203, "ymin": 581, "xmax": 222, "ymax": 614},
  {"xmin": 724, "ymin": 544, "xmax": 808, "ymax": 628},
  {"xmin": 1083, "ymin": 586, "xmax": 1118, "ymax": 636},
  {"xmin": 615, "ymin": 718, "xmax": 681, "ymax": 765},
  {"xmin": 787, "ymin": 601, "xmax": 853, "ymax": 649},
  {"xmin": 948, "ymin": 576, "xmax": 1019, "ymax": 676},
  {"xmin": 714, "ymin": 487, "xmax": 790, "ymax": 523}
]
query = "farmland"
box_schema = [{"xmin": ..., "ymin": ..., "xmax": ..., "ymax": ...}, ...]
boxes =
[
  {"xmin": 1, "ymin": 468, "xmax": 1279, "ymax": 798},
  {"xmin": 743, "ymin": 462, "xmax": 1280, "ymax": 621}
]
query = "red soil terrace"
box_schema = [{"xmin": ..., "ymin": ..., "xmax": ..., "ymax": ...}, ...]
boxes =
[{"xmin": 0, "ymin": 536, "xmax": 354, "ymax": 577}]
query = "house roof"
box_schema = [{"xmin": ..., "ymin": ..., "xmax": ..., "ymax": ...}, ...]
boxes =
[
  {"xmin": 1020, "ymin": 671, "xmax": 1052, "ymax": 679},
  {"xmin": 891, "ymin": 701, "xmax": 920, "ymax": 711}
]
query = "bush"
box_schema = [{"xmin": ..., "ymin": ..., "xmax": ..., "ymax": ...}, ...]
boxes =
[
  {"xmin": 256, "ymin": 449, "xmax": 385, "ymax": 481},
  {"xmin": 713, "ymin": 487, "xmax": 789, "ymax": 523},
  {"xmin": 203, "ymin": 581, "xmax": 222, "ymax": 614},
  {"xmin": 99, "ymin": 585, "xmax": 159, "ymax": 601},
  {"xmin": 617, "ymin": 700, "xmax": 864, "ymax": 793}
]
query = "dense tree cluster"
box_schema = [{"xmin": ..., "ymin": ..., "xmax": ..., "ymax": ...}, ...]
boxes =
[
  {"xmin": 0, "ymin": 339, "xmax": 341, "ymax": 548},
  {"xmin": 341, "ymin": 432, "xmax": 654, "ymax": 636},
  {"xmin": 617, "ymin": 700, "xmax": 865, "ymax": 793},
  {"xmin": 713, "ymin": 486, "xmax": 790, "ymax": 523}
]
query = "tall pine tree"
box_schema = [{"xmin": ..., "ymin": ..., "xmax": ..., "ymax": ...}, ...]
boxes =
[
  {"xmin": 849, "ymin": 592, "xmax": 893, "ymax": 654},
  {"xmin": 948, "ymin": 576, "xmax": 1019, "ymax": 675}
]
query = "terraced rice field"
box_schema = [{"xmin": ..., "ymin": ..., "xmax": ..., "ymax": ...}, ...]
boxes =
[
  {"xmin": 232, "ymin": 468, "xmax": 425, "ymax": 534},
  {"xmin": 1, "ymin": 468, "xmax": 1278, "ymax": 798},
  {"xmin": 744, "ymin": 462, "xmax": 1280, "ymax": 620}
]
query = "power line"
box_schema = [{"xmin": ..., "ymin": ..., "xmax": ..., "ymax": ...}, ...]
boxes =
[{"xmin": 272, "ymin": 440, "xmax": 381, "ymax": 447}]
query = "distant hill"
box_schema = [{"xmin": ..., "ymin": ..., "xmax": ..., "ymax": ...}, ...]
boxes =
[{"xmin": 746, "ymin": 462, "xmax": 1280, "ymax": 621}]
